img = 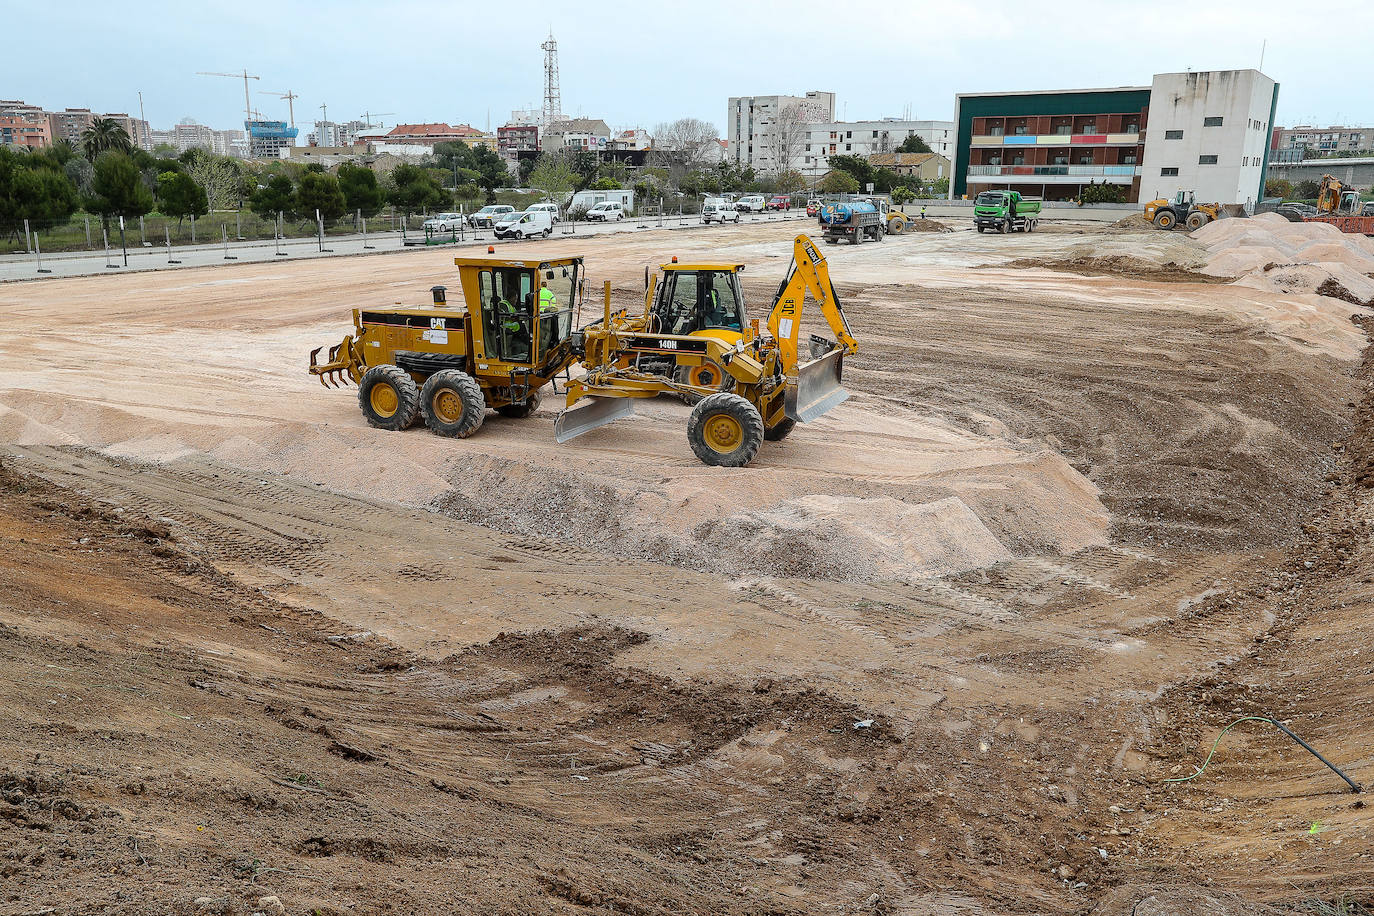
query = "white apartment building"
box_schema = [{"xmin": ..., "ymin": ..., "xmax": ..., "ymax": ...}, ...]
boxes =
[
  {"xmin": 799, "ymin": 119, "xmax": 954, "ymax": 175},
  {"xmin": 727, "ymin": 91, "xmax": 836, "ymax": 171},
  {"xmin": 1139, "ymin": 69, "xmax": 1277, "ymax": 209}
]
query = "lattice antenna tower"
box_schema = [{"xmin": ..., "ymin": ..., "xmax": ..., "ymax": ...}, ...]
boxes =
[{"xmin": 541, "ymin": 30, "xmax": 562, "ymax": 126}]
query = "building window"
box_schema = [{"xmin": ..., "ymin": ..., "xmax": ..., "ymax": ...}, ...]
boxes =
[
  {"xmin": 1082, "ymin": 122, "xmax": 1096, "ymax": 134},
  {"xmin": 1199, "ymin": 155, "xmax": 1218, "ymax": 165},
  {"xmin": 1125, "ymin": 122, "xmax": 1139, "ymax": 133},
  {"xmin": 1203, "ymin": 116, "xmax": 1223, "ymax": 127},
  {"xmin": 845, "ymin": 131, "xmax": 852, "ymax": 139},
  {"xmin": 1165, "ymin": 130, "xmax": 1183, "ymax": 140},
  {"xmin": 1161, "ymin": 167, "xmax": 1179, "ymax": 176},
  {"xmin": 1053, "ymin": 154, "xmax": 1068, "ymax": 165},
  {"xmin": 1122, "ymin": 153, "xmax": 1137, "ymax": 164},
  {"xmin": 845, "ymin": 144, "xmax": 851, "ymax": 151},
  {"xmin": 1013, "ymin": 124, "xmax": 1027, "ymax": 135},
  {"xmin": 1011, "ymin": 154, "xmax": 1024, "ymax": 165},
  {"xmin": 1055, "ymin": 125, "xmax": 1072, "ymax": 136},
  {"xmin": 872, "ymin": 130, "xmax": 878, "ymax": 138}
]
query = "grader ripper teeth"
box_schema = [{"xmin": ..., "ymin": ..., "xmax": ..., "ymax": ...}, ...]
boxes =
[
  {"xmin": 305, "ymin": 235, "xmax": 858, "ymax": 467},
  {"xmin": 309, "ymin": 336, "xmax": 359, "ymax": 388}
]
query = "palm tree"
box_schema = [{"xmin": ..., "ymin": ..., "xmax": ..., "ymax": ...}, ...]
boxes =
[{"xmin": 81, "ymin": 118, "xmax": 133, "ymax": 161}]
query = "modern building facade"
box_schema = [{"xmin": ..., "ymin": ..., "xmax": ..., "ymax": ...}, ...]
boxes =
[
  {"xmin": 727, "ymin": 91, "xmax": 836, "ymax": 171},
  {"xmin": 0, "ymin": 102, "xmax": 52, "ymax": 149},
  {"xmin": 952, "ymin": 69, "xmax": 1278, "ymax": 206},
  {"xmin": 954, "ymin": 86, "xmax": 1151, "ymax": 202}
]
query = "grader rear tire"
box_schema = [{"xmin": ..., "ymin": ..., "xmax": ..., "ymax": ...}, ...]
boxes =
[
  {"xmin": 687, "ymin": 393, "xmax": 763, "ymax": 467},
  {"xmin": 358, "ymin": 365, "xmax": 421, "ymax": 431},
  {"xmin": 420, "ymin": 369, "xmax": 486, "ymax": 438}
]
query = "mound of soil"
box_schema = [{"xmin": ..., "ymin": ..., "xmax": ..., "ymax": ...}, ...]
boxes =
[
  {"xmin": 900, "ymin": 217, "xmax": 953, "ymax": 233},
  {"xmin": 997, "ymin": 255, "xmax": 1226, "ymax": 284},
  {"xmin": 1110, "ymin": 213, "xmax": 1154, "ymax": 230}
]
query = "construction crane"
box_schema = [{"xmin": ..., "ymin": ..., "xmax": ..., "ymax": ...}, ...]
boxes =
[
  {"xmin": 357, "ymin": 111, "xmax": 396, "ymax": 129},
  {"xmin": 196, "ymin": 70, "xmax": 260, "ymax": 123},
  {"xmin": 259, "ymin": 89, "xmax": 299, "ymax": 127}
]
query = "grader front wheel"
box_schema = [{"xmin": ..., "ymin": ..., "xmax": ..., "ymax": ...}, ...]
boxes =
[
  {"xmin": 687, "ymin": 392, "xmax": 764, "ymax": 467},
  {"xmin": 358, "ymin": 365, "xmax": 421, "ymax": 431}
]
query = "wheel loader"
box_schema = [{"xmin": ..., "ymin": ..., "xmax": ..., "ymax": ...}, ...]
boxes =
[
  {"xmin": 1143, "ymin": 190, "xmax": 1221, "ymax": 230},
  {"xmin": 307, "ymin": 234, "xmax": 857, "ymax": 467}
]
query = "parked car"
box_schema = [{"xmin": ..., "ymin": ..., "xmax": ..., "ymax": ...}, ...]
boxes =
[
  {"xmin": 469, "ymin": 204, "xmax": 515, "ymax": 228},
  {"xmin": 701, "ymin": 198, "xmax": 740, "ymax": 224},
  {"xmin": 805, "ymin": 199, "xmax": 821, "ymax": 217},
  {"xmin": 423, "ymin": 212, "xmax": 465, "ymax": 232},
  {"xmin": 525, "ymin": 202, "xmax": 561, "ymax": 223},
  {"xmin": 585, "ymin": 201, "xmax": 626, "ymax": 221},
  {"xmin": 736, "ymin": 195, "xmax": 766, "ymax": 213},
  {"xmin": 494, "ymin": 210, "xmax": 554, "ymax": 239},
  {"xmin": 767, "ymin": 195, "xmax": 791, "ymax": 211}
]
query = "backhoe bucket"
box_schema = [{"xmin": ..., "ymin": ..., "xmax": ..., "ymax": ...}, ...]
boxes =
[
  {"xmin": 785, "ymin": 347, "xmax": 849, "ymax": 422},
  {"xmin": 554, "ymin": 397, "xmax": 638, "ymax": 443}
]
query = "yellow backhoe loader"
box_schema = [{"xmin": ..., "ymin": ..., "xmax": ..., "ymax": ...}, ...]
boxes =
[{"xmin": 554, "ymin": 233, "xmax": 857, "ymax": 466}]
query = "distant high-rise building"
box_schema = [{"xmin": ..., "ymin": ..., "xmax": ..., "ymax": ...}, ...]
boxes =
[
  {"xmin": 727, "ymin": 92, "xmax": 836, "ymax": 171},
  {"xmin": 102, "ymin": 112, "xmax": 151, "ymax": 150},
  {"xmin": 48, "ymin": 108, "xmax": 95, "ymax": 144},
  {"xmin": 0, "ymin": 100, "xmax": 52, "ymax": 149},
  {"xmin": 246, "ymin": 119, "xmax": 298, "ymax": 158}
]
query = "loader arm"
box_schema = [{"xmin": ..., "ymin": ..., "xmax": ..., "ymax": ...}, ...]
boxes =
[{"xmin": 765, "ymin": 234, "xmax": 858, "ymax": 375}]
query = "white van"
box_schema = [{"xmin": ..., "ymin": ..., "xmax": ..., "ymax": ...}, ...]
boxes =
[
  {"xmin": 526, "ymin": 202, "xmax": 560, "ymax": 223},
  {"xmin": 736, "ymin": 195, "xmax": 766, "ymax": 213},
  {"xmin": 701, "ymin": 198, "xmax": 740, "ymax": 224},
  {"xmin": 494, "ymin": 209, "xmax": 554, "ymax": 239},
  {"xmin": 586, "ymin": 201, "xmax": 626, "ymax": 221}
]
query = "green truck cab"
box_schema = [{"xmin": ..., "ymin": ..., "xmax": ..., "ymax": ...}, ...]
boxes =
[{"xmin": 973, "ymin": 190, "xmax": 1042, "ymax": 234}]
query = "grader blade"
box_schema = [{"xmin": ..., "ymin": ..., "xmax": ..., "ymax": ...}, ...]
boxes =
[
  {"xmin": 786, "ymin": 347, "xmax": 849, "ymax": 423},
  {"xmin": 554, "ymin": 397, "xmax": 637, "ymax": 443}
]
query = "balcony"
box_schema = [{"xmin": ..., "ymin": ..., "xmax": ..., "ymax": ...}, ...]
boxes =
[
  {"xmin": 966, "ymin": 164, "xmax": 1140, "ymax": 184},
  {"xmin": 971, "ymin": 132, "xmax": 1140, "ymax": 148}
]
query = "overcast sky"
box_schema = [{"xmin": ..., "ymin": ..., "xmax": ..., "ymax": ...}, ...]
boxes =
[{"xmin": 7, "ymin": 0, "xmax": 1369, "ymax": 135}]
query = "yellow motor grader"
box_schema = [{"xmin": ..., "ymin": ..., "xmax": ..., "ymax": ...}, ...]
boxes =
[{"xmin": 307, "ymin": 234, "xmax": 857, "ymax": 467}]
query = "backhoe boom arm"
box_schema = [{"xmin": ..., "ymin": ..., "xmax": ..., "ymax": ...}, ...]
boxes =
[{"xmin": 765, "ymin": 234, "xmax": 858, "ymax": 375}]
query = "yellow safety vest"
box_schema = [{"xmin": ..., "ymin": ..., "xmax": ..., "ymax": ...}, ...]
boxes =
[{"xmin": 538, "ymin": 287, "xmax": 558, "ymax": 312}]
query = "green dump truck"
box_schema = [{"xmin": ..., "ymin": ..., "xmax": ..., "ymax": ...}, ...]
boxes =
[{"xmin": 973, "ymin": 190, "xmax": 1042, "ymax": 233}]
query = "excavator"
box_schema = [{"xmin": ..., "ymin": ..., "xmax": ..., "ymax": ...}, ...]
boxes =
[
  {"xmin": 307, "ymin": 234, "xmax": 857, "ymax": 468},
  {"xmin": 555, "ymin": 234, "xmax": 857, "ymax": 466},
  {"xmin": 1304, "ymin": 174, "xmax": 1374, "ymax": 235}
]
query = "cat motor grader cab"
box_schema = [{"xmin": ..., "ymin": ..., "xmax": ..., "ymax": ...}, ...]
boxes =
[
  {"xmin": 554, "ymin": 233, "xmax": 858, "ymax": 467},
  {"xmin": 1143, "ymin": 190, "xmax": 1222, "ymax": 230},
  {"xmin": 308, "ymin": 254, "xmax": 581, "ymax": 437}
]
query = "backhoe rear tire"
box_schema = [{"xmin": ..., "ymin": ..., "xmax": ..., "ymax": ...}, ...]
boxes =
[
  {"xmin": 687, "ymin": 393, "xmax": 763, "ymax": 467},
  {"xmin": 420, "ymin": 369, "xmax": 486, "ymax": 438},
  {"xmin": 358, "ymin": 365, "xmax": 421, "ymax": 431},
  {"xmin": 496, "ymin": 390, "xmax": 541, "ymax": 419},
  {"xmin": 764, "ymin": 416, "xmax": 796, "ymax": 441}
]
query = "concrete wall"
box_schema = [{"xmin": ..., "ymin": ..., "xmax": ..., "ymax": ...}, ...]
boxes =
[
  {"xmin": 1268, "ymin": 159, "xmax": 1374, "ymax": 191},
  {"xmin": 1140, "ymin": 70, "xmax": 1276, "ymax": 207}
]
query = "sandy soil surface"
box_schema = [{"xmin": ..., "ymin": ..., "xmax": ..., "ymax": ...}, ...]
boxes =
[{"xmin": 1, "ymin": 220, "xmax": 1371, "ymax": 915}]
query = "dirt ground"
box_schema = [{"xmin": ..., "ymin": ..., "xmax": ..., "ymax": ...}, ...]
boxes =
[{"xmin": 1, "ymin": 220, "xmax": 1372, "ymax": 915}]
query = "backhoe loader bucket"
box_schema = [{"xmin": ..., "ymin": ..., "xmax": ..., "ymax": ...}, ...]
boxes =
[
  {"xmin": 785, "ymin": 347, "xmax": 848, "ymax": 422},
  {"xmin": 554, "ymin": 397, "xmax": 638, "ymax": 443}
]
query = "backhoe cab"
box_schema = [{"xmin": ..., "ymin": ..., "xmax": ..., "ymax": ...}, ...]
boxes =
[{"xmin": 308, "ymin": 254, "xmax": 581, "ymax": 437}]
